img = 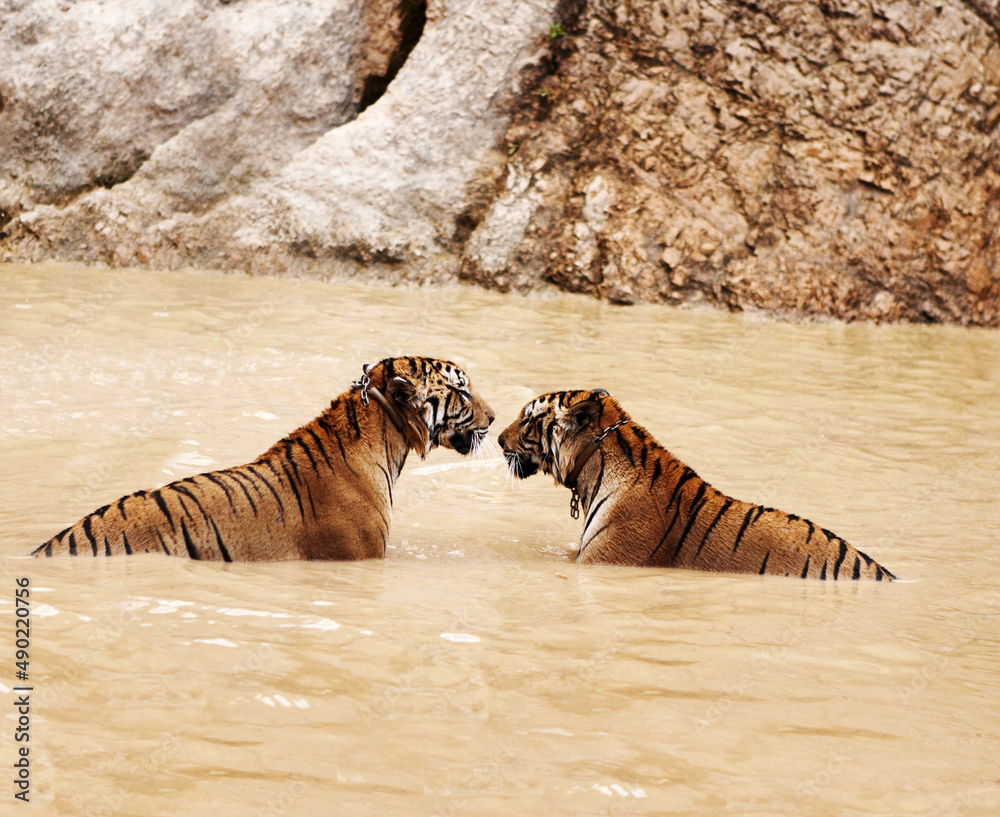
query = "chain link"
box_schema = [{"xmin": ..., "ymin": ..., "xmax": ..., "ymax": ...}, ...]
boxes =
[
  {"xmin": 592, "ymin": 418, "xmax": 629, "ymax": 444},
  {"xmin": 351, "ymin": 373, "xmax": 371, "ymax": 407}
]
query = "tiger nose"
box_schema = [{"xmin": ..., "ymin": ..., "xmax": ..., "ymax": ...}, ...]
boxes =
[{"xmin": 486, "ymin": 405, "xmax": 496, "ymax": 426}]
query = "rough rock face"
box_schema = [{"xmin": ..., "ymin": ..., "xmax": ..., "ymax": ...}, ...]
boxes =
[
  {"xmin": 1, "ymin": 0, "xmax": 997, "ymax": 325},
  {"xmin": 464, "ymin": 0, "xmax": 1000, "ymax": 324}
]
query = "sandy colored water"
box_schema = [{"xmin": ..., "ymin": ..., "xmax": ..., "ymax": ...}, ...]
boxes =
[{"xmin": 1, "ymin": 262, "xmax": 998, "ymax": 815}]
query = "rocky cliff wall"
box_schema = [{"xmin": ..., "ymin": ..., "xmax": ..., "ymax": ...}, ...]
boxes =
[{"xmin": 1, "ymin": 0, "xmax": 997, "ymax": 325}]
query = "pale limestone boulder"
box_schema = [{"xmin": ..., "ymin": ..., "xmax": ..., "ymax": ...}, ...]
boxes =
[{"xmin": 1, "ymin": 0, "xmax": 560, "ymax": 277}]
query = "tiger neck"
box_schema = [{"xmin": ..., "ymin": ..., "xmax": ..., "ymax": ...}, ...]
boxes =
[
  {"xmin": 320, "ymin": 390, "xmax": 413, "ymax": 481},
  {"xmin": 568, "ymin": 451, "xmax": 611, "ymax": 544}
]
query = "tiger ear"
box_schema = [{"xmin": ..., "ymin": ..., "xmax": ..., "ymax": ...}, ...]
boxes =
[
  {"xmin": 363, "ymin": 362, "xmax": 376, "ymax": 375},
  {"xmin": 567, "ymin": 396, "xmax": 601, "ymax": 430},
  {"xmin": 386, "ymin": 376, "xmax": 418, "ymax": 407}
]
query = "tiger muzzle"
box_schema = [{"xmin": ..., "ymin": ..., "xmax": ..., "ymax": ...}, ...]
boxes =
[
  {"xmin": 503, "ymin": 450, "xmax": 539, "ymax": 479},
  {"xmin": 448, "ymin": 427, "xmax": 488, "ymax": 456}
]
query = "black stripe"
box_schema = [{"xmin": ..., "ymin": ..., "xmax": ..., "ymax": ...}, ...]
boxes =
[
  {"xmin": 615, "ymin": 428, "xmax": 634, "ymax": 465},
  {"xmin": 327, "ymin": 421, "xmax": 358, "ymax": 475},
  {"xmin": 833, "ymin": 540, "xmax": 848, "ymax": 579},
  {"xmin": 117, "ymin": 496, "xmax": 129, "ymax": 521},
  {"xmin": 304, "ymin": 428, "xmax": 336, "ymax": 473},
  {"xmin": 156, "ymin": 529, "xmax": 171, "ymax": 555},
  {"xmin": 43, "ymin": 542, "xmax": 53, "ymax": 557},
  {"xmin": 852, "ymin": 555, "xmax": 861, "ymax": 580},
  {"xmin": 152, "ymin": 490, "xmax": 177, "ymax": 532},
  {"xmin": 732, "ymin": 506, "xmax": 762, "ymax": 554},
  {"xmin": 649, "ymin": 469, "xmax": 698, "ymax": 558},
  {"xmin": 171, "ymin": 483, "xmax": 212, "ymax": 526},
  {"xmin": 695, "ymin": 498, "xmax": 732, "ymax": 560},
  {"xmin": 758, "ymin": 551, "xmax": 770, "ymax": 575},
  {"xmin": 345, "ymin": 399, "xmax": 361, "ymax": 438},
  {"xmin": 82, "ymin": 516, "xmax": 98, "ymax": 554},
  {"xmin": 94, "ymin": 503, "xmax": 112, "ymax": 519},
  {"xmin": 104, "ymin": 536, "xmax": 112, "ymax": 556},
  {"xmin": 545, "ymin": 419, "xmax": 557, "ymax": 458},
  {"xmin": 801, "ymin": 554, "xmax": 811, "ymax": 579},
  {"xmin": 582, "ymin": 519, "xmax": 616, "ymax": 551},
  {"xmin": 820, "ymin": 560, "xmax": 828, "ymax": 580},
  {"xmin": 293, "ymin": 436, "xmax": 320, "ymax": 473},
  {"xmin": 377, "ymin": 463, "xmax": 394, "ymax": 507},
  {"xmin": 875, "ymin": 565, "xmax": 884, "ymax": 581},
  {"xmin": 282, "ymin": 440, "xmax": 306, "ymax": 485},
  {"xmin": 426, "ymin": 394, "xmax": 441, "ymax": 428},
  {"xmin": 203, "ymin": 472, "xmax": 239, "ymax": 512},
  {"xmin": 122, "ymin": 531, "xmax": 132, "ymax": 555},
  {"xmin": 804, "ymin": 521, "xmax": 815, "ymax": 544},
  {"xmin": 278, "ymin": 461, "xmax": 307, "ymax": 520},
  {"xmin": 587, "ymin": 456, "xmax": 605, "ymax": 505},
  {"xmin": 180, "ymin": 518, "xmax": 200, "ymax": 560},
  {"xmin": 583, "ymin": 495, "xmax": 609, "ymax": 534},
  {"xmin": 68, "ymin": 531, "xmax": 78, "ymax": 557},
  {"xmin": 672, "ymin": 483, "xmax": 709, "ymax": 559},
  {"xmin": 664, "ymin": 468, "xmax": 696, "ymax": 515},
  {"xmin": 249, "ymin": 464, "xmax": 287, "ymax": 514},
  {"xmin": 227, "ymin": 471, "xmax": 260, "ymax": 515},
  {"xmin": 209, "ymin": 519, "xmax": 232, "ymax": 562},
  {"xmin": 650, "ymin": 458, "xmax": 662, "ymax": 487},
  {"xmin": 173, "ymin": 492, "xmax": 194, "ymax": 523}
]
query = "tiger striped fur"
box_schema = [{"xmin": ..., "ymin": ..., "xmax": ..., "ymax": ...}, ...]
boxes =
[
  {"xmin": 33, "ymin": 357, "xmax": 494, "ymax": 561},
  {"xmin": 499, "ymin": 390, "xmax": 895, "ymax": 580}
]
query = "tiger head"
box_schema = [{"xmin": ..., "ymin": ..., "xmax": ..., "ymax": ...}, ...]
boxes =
[
  {"xmin": 499, "ymin": 389, "xmax": 616, "ymax": 484},
  {"xmin": 360, "ymin": 357, "xmax": 495, "ymax": 457}
]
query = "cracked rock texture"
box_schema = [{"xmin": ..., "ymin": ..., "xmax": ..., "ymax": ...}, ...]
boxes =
[{"xmin": 1, "ymin": 0, "xmax": 998, "ymax": 325}]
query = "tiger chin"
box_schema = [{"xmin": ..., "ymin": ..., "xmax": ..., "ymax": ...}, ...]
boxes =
[
  {"xmin": 499, "ymin": 390, "xmax": 895, "ymax": 581},
  {"xmin": 34, "ymin": 357, "xmax": 495, "ymax": 562}
]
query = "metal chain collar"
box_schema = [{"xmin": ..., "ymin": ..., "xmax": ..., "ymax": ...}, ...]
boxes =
[{"xmin": 569, "ymin": 419, "xmax": 630, "ymax": 519}]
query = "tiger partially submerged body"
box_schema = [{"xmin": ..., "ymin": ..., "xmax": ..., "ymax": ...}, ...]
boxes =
[
  {"xmin": 34, "ymin": 357, "xmax": 494, "ymax": 561},
  {"xmin": 499, "ymin": 390, "xmax": 895, "ymax": 581}
]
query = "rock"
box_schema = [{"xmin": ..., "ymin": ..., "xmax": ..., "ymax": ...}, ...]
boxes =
[
  {"xmin": 467, "ymin": 0, "xmax": 999, "ymax": 325},
  {"xmin": 1, "ymin": 0, "xmax": 565, "ymax": 278}
]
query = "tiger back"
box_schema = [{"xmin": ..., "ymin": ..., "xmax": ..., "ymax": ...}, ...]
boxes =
[
  {"xmin": 499, "ymin": 390, "xmax": 895, "ymax": 581},
  {"xmin": 34, "ymin": 357, "xmax": 494, "ymax": 561}
]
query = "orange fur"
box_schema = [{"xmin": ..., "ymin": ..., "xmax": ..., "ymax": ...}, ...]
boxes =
[
  {"xmin": 35, "ymin": 357, "xmax": 494, "ymax": 561},
  {"xmin": 500, "ymin": 390, "xmax": 895, "ymax": 580}
]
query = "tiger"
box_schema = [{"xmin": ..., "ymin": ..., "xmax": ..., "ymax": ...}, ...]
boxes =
[
  {"xmin": 33, "ymin": 357, "xmax": 495, "ymax": 561},
  {"xmin": 499, "ymin": 390, "xmax": 895, "ymax": 580}
]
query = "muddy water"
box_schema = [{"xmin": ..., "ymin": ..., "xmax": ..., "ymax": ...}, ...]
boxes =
[{"xmin": 1, "ymin": 261, "xmax": 998, "ymax": 816}]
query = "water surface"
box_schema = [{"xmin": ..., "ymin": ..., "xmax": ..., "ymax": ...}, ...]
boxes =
[{"xmin": 1, "ymin": 262, "xmax": 998, "ymax": 816}]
